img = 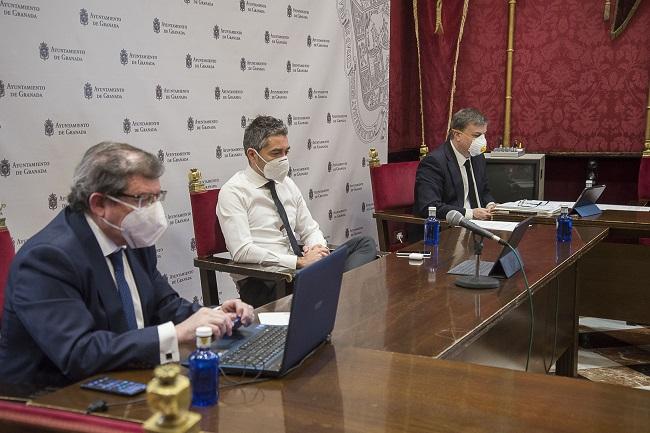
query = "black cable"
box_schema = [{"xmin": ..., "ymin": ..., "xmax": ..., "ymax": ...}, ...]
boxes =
[
  {"xmin": 505, "ymin": 242, "xmax": 534, "ymax": 372},
  {"xmin": 86, "ymin": 397, "xmax": 147, "ymax": 414}
]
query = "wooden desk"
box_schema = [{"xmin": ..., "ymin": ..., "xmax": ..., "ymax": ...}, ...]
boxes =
[
  {"xmin": 264, "ymin": 225, "xmax": 607, "ymax": 376},
  {"xmin": 372, "ymin": 209, "xmax": 427, "ymax": 251},
  {"xmin": 194, "ymin": 256, "xmax": 296, "ymax": 305},
  {"xmin": 30, "ymin": 346, "xmax": 650, "ymax": 433},
  {"xmin": 494, "ymin": 210, "xmax": 650, "ymax": 323},
  {"xmin": 374, "ymin": 208, "xmax": 650, "ymax": 323}
]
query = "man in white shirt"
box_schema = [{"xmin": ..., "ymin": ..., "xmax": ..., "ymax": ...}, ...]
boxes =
[
  {"xmin": 0, "ymin": 142, "xmax": 254, "ymax": 388},
  {"xmin": 217, "ymin": 115, "xmax": 377, "ymax": 307},
  {"xmin": 414, "ymin": 108, "xmax": 496, "ymax": 221}
]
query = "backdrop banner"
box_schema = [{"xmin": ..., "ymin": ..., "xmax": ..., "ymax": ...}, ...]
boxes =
[{"xmin": 0, "ymin": 0, "xmax": 390, "ymax": 302}]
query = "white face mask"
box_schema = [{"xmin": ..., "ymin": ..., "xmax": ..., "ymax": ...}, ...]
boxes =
[
  {"xmin": 469, "ymin": 134, "xmax": 487, "ymax": 157},
  {"xmin": 254, "ymin": 149, "xmax": 290, "ymax": 183},
  {"xmin": 102, "ymin": 197, "xmax": 168, "ymax": 248}
]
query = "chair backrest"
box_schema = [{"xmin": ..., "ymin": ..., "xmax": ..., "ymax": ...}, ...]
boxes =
[
  {"xmin": 0, "ymin": 221, "xmax": 15, "ymax": 324},
  {"xmin": 639, "ymin": 157, "xmax": 650, "ymax": 201},
  {"xmin": 0, "ymin": 400, "xmax": 143, "ymax": 433},
  {"xmin": 369, "ymin": 161, "xmax": 419, "ymax": 211},
  {"xmin": 189, "ymin": 189, "xmax": 227, "ymax": 257}
]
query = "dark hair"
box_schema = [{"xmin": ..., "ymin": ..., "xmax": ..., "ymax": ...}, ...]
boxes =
[
  {"xmin": 67, "ymin": 141, "xmax": 164, "ymax": 212},
  {"xmin": 448, "ymin": 108, "xmax": 488, "ymax": 139},
  {"xmin": 243, "ymin": 115, "xmax": 288, "ymax": 153}
]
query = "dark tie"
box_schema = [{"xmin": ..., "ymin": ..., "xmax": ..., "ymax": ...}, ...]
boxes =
[
  {"xmin": 464, "ymin": 159, "xmax": 479, "ymax": 209},
  {"xmin": 108, "ymin": 250, "xmax": 138, "ymax": 330},
  {"xmin": 266, "ymin": 181, "xmax": 303, "ymax": 257}
]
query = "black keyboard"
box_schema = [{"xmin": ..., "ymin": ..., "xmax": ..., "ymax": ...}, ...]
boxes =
[
  {"xmin": 220, "ymin": 326, "xmax": 288, "ymax": 368},
  {"xmin": 449, "ymin": 259, "xmax": 493, "ymax": 276}
]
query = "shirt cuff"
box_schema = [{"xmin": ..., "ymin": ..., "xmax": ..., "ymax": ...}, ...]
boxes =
[
  {"xmin": 158, "ymin": 321, "xmax": 179, "ymax": 364},
  {"xmin": 278, "ymin": 253, "xmax": 298, "ymax": 270},
  {"xmin": 465, "ymin": 208, "xmax": 474, "ymax": 219}
]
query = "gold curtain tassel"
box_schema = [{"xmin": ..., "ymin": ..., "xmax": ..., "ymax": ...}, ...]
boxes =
[
  {"xmin": 413, "ymin": 0, "xmax": 427, "ymax": 151},
  {"xmin": 434, "ymin": 0, "xmax": 444, "ymax": 34}
]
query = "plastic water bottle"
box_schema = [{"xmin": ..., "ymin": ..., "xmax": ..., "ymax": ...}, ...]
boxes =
[
  {"xmin": 424, "ymin": 206, "xmax": 440, "ymax": 246},
  {"xmin": 189, "ymin": 326, "xmax": 219, "ymax": 406},
  {"xmin": 556, "ymin": 205, "xmax": 572, "ymax": 242}
]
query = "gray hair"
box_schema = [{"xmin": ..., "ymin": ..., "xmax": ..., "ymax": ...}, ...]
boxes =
[
  {"xmin": 67, "ymin": 141, "xmax": 164, "ymax": 212},
  {"xmin": 448, "ymin": 108, "xmax": 488, "ymax": 139},
  {"xmin": 243, "ymin": 115, "xmax": 288, "ymax": 153}
]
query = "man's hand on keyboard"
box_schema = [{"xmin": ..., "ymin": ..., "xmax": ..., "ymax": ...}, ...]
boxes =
[
  {"xmin": 221, "ymin": 299, "xmax": 255, "ymax": 327},
  {"xmin": 175, "ymin": 307, "xmax": 234, "ymax": 342}
]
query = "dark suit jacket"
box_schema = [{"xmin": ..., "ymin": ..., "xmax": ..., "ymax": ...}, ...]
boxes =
[
  {"xmin": 0, "ymin": 208, "xmax": 200, "ymax": 388},
  {"xmin": 414, "ymin": 140, "xmax": 494, "ymax": 219}
]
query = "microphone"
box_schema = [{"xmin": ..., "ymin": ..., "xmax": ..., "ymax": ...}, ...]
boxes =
[{"xmin": 445, "ymin": 210, "xmax": 506, "ymax": 245}]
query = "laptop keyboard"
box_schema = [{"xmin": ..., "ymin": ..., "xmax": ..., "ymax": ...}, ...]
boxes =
[{"xmin": 220, "ymin": 326, "xmax": 288, "ymax": 368}]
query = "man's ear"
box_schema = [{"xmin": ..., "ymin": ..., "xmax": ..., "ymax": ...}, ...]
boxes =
[
  {"xmin": 88, "ymin": 192, "xmax": 107, "ymax": 217},
  {"xmin": 246, "ymin": 148, "xmax": 257, "ymax": 164}
]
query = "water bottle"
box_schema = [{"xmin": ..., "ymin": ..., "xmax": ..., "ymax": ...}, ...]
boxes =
[
  {"xmin": 556, "ymin": 205, "xmax": 572, "ymax": 242},
  {"xmin": 189, "ymin": 326, "xmax": 219, "ymax": 406},
  {"xmin": 424, "ymin": 206, "xmax": 440, "ymax": 246}
]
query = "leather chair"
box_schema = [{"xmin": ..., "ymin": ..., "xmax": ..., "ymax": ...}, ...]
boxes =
[
  {"xmin": 369, "ymin": 160, "xmax": 424, "ymax": 251},
  {"xmin": 0, "ymin": 399, "xmax": 143, "ymax": 433},
  {"xmin": 0, "ymin": 217, "xmax": 15, "ymax": 325},
  {"xmin": 188, "ymin": 169, "xmax": 295, "ymax": 306}
]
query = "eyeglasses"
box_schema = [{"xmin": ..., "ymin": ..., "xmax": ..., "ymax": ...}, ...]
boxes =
[{"xmin": 118, "ymin": 190, "xmax": 167, "ymax": 208}]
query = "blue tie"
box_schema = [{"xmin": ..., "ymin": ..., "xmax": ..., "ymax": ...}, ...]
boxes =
[{"xmin": 108, "ymin": 250, "xmax": 138, "ymax": 330}]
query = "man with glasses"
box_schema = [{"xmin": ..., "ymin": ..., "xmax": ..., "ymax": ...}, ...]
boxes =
[
  {"xmin": 414, "ymin": 108, "xmax": 496, "ymax": 221},
  {"xmin": 0, "ymin": 142, "xmax": 254, "ymax": 389}
]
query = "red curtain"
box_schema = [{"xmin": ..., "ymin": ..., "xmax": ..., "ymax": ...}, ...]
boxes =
[
  {"xmin": 388, "ymin": 0, "xmax": 467, "ymax": 153},
  {"xmin": 390, "ymin": 0, "xmax": 650, "ymax": 154}
]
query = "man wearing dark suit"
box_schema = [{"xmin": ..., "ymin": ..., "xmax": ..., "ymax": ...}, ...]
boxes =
[
  {"xmin": 0, "ymin": 142, "xmax": 253, "ymax": 388},
  {"xmin": 414, "ymin": 108, "xmax": 496, "ymax": 220}
]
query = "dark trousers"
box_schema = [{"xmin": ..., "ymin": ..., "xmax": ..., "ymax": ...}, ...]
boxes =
[{"xmin": 238, "ymin": 236, "xmax": 377, "ymax": 308}]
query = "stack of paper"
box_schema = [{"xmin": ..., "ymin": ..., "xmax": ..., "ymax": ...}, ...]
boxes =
[{"xmin": 494, "ymin": 200, "xmax": 562, "ymax": 216}]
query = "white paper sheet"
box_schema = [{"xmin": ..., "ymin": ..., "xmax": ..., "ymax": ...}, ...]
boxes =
[
  {"xmin": 258, "ymin": 312, "xmax": 291, "ymax": 326},
  {"xmin": 470, "ymin": 220, "xmax": 519, "ymax": 232}
]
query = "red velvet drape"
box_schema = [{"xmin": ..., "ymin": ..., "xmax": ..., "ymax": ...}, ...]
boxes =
[
  {"xmin": 389, "ymin": 0, "xmax": 467, "ymax": 152},
  {"xmin": 390, "ymin": 0, "xmax": 650, "ymax": 154}
]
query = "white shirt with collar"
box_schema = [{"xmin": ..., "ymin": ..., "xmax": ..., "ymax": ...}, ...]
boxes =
[
  {"xmin": 450, "ymin": 140, "xmax": 484, "ymax": 220},
  {"xmin": 84, "ymin": 213, "xmax": 180, "ymax": 364},
  {"xmin": 217, "ymin": 165, "xmax": 327, "ymax": 270}
]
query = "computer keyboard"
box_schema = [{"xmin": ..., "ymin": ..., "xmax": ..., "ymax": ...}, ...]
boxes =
[{"xmin": 220, "ymin": 326, "xmax": 288, "ymax": 367}]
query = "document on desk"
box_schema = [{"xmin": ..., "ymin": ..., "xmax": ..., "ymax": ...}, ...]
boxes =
[
  {"xmin": 554, "ymin": 202, "xmax": 650, "ymax": 212},
  {"xmin": 596, "ymin": 204, "xmax": 650, "ymax": 212},
  {"xmin": 495, "ymin": 200, "xmax": 561, "ymax": 215},
  {"xmin": 258, "ymin": 312, "xmax": 290, "ymax": 326},
  {"xmin": 471, "ymin": 220, "xmax": 519, "ymax": 232}
]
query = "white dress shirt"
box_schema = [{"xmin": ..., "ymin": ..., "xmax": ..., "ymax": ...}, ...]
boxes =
[
  {"xmin": 217, "ymin": 165, "xmax": 327, "ymax": 270},
  {"xmin": 84, "ymin": 214, "xmax": 179, "ymax": 364},
  {"xmin": 450, "ymin": 140, "xmax": 483, "ymax": 219}
]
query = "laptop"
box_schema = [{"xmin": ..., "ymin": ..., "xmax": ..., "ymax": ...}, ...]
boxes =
[
  {"xmin": 447, "ymin": 216, "xmax": 533, "ymax": 279},
  {"xmin": 212, "ymin": 245, "xmax": 348, "ymax": 377},
  {"xmin": 570, "ymin": 184, "xmax": 606, "ymax": 217}
]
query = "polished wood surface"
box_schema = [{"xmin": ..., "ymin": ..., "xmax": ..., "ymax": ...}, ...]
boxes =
[
  {"xmin": 262, "ymin": 225, "xmax": 607, "ymax": 374},
  {"xmin": 577, "ymin": 242, "xmax": 650, "ymax": 323},
  {"xmin": 494, "ymin": 209, "xmax": 650, "ymax": 236},
  {"xmin": 194, "ymin": 256, "xmax": 296, "ymax": 305},
  {"xmin": 372, "ymin": 209, "xmax": 427, "ymax": 251},
  {"xmin": 372, "ymin": 207, "xmax": 648, "ymax": 250},
  {"xmin": 494, "ymin": 210, "xmax": 650, "ymax": 322},
  {"xmin": 30, "ymin": 347, "xmax": 650, "ymax": 433}
]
